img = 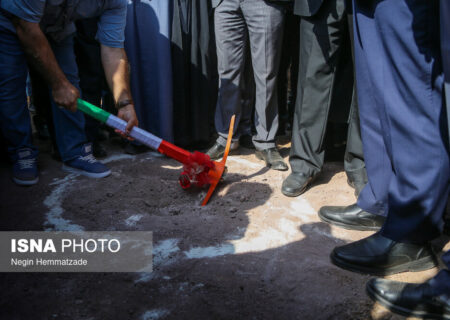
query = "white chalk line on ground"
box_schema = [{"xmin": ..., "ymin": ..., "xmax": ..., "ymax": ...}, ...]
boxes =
[
  {"xmin": 42, "ymin": 149, "xmax": 347, "ymax": 285},
  {"xmin": 44, "ymin": 173, "xmax": 84, "ymax": 231},
  {"xmin": 184, "ymin": 243, "xmax": 235, "ymax": 259},
  {"xmin": 102, "ymin": 151, "xmax": 157, "ymax": 164},
  {"xmin": 135, "ymin": 238, "xmax": 181, "ymax": 283},
  {"xmin": 136, "ymin": 197, "xmax": 352, "ymax": 283},
  {"xmin": 141, "ymin": 309, "xmax": 170, "ymax": 320},
  {"xmin": 125, "ymin": 214, "xmax": 144, "ymax": 226},
  {"xmin": 140, "ymin": 195, "xmax": 326, "ymax": 279},
  {"xmin": 287, "ymin": 197, "xmax": 317, "ymax": 220},
  {"xmin": 43, "ymin": 153, "xmax": 141, "ymax": 231},
  {"xmin": 102, "ymin": 153, "xmax": 135, "ymax": 164}
]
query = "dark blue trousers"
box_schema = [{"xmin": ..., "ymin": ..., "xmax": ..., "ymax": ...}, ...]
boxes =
[
  {"xmin": 354, "ymin": 0, "xmax": 450, "ymax": 294},
  {"xmin": 435, "ymin": 0, "xmax": 450, "ymax": 295},
  {"xmin": 354, "ymin": 0, "xmax": 449, "ymax": 243}
]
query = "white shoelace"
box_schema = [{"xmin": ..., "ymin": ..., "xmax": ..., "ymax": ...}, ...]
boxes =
[
  {"xmin": 18, "ymin": 159, "xmax": 36, "ymax": 169},
  {"xmin": 79, "ymin": 154, "xmax": 98, "ymax": 164}
]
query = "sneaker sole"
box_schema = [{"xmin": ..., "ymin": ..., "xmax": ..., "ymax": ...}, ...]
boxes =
[
  {"xmin": 318, "ymin": 211, "xmax": 382, "ymax": 232},
  {"xmin": 366, "ymin": 283, "xmax": 450, "ymax": 320},
  {"xmin": 330, "ymin": 251, "xmax": 437, "ymax": 276},
  {"xmin": 62, "ymin": 164, "xmax": 111, "ymax": 179},
  {"xmin": 13, "ymin": 176, "xmax": 39, "ymax": 186}
]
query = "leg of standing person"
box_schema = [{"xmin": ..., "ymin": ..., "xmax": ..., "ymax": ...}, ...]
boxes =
[
  {"xmin": 28, "ymin": 66, "xmax": 55, "ymax": 137},
  {"xmin": 317, "ymin": 0, "xmax": 390, "ymax": 231},
  {"xmin": 287, "ymin": 16, "xmax": 300, "ymax": 131},
  {"xmin": 241, "ymin": 0, "xmax": 288, "ymax": 171},
  {"xmin": 277, "ymin": 10, "xmax": 296, "ymax": 137},
  {"xmin": 344, "ymin": 97, "xmax": 367, "ymax": 195},
  {"xmin": 443, "ymin": 0, "xmax": 450, "ymax": 237},
  {"xmin": 238, "ymin": 49, "xmax": 256, "ymax": 149},
  {"xmin": 0, "ymin": 25, "xmax": 39, "ymax": 185},
  {"xmin": 366, "ymin": 3, "xmax": 450, "ymax": 315},
  {"xmin": 75, "ymin": 18, "xmax": 108, "ymax": 158},
  {"xmin": 28, "ymin": 65, "xmax": 53, "ymax": 142},
  {"xmin": 283, "ymin": 0, "xmax": 355, "ymax": 196},
  {"xmin": 331, "ymin": 0, "xmax": 447, "ymax": 276},
  {"xmin": 47, "ymin": 35, "xmax": 86, "ymax": 162},
  {"xmin": 343, "ymin": 11, "xmax": 367, "ymax": 197},
  {"xmin": 207, "ymin": 0, "xmax": 248, "ymax": 160},
  {"xmin": 48, "ymin": 35, "xmax": 111, "ymax": 178}
]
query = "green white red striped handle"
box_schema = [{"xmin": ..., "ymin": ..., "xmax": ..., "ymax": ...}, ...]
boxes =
[{"xmin": 77, "ymin": 99, "xmax": 191, "ymax": 163}]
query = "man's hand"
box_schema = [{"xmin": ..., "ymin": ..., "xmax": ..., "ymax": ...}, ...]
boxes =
[
  {"xmin": 12, "ymin": 18, "xmax": 76, "ymax": 110},
  {"xmin": 116, "ymin": 104, "xmax": 138, "ymax": 139},
  {"xmin": 52, "ymin": 81, "xmax": 80, "ymax": 112}
]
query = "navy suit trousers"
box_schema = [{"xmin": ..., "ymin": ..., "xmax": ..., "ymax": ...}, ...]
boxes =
[{"xmin": 354, "ymin": 0, "xmax": 449, "ymax": 244}]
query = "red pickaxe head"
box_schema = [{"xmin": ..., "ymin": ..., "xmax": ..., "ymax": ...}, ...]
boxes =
[
  {"xmin": 177, "ymin": 115, "xmax": 236, "ymax": 205},
  {"xmin": 201, "ymin": 115, "xmax": 235, "ymax": 205}
]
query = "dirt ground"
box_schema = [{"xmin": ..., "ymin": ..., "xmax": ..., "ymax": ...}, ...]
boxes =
[{"xmin": 0, "ymin": 137, "xmax": 448, "ymax": 320}]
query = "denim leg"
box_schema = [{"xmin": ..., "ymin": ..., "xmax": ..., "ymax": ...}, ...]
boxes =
[
  {"xmin": 0, "ymin": 26, "xmax": 38, "ymax": 162},
  {"xmin": 49, "ymin": 35, "xmax": 87, "ymax": 162}
]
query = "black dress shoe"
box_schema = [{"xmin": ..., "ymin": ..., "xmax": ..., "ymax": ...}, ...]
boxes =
[
  {"xmin": 206, "ymin": 142, "xmax": 225, "ymax": 160},
  {"xmin": 366, "ymin": 278, "xmax": 450, "ymax": 319},
  {"xmin": 255, "ymin": 148, "xmax": 288, "ymax": 171},
  {"xmin": 331, "ymin": 233, "xmax": 437, "ymax": 276},
  {"xmin": 281, "ymin": 172, "xmax": 315, "ymax": 197},
  {"xmin": 318, "ymin": 203, "xmax": 385, "ymax": 231},
  {"xmin": 206, "ymin": 141, "xmax": 239, "ymax": 160}
]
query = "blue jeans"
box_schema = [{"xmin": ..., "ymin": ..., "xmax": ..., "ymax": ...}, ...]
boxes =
[{"xmin": 0, "ymin": 25, "xmax": 86, "ymax": 162}]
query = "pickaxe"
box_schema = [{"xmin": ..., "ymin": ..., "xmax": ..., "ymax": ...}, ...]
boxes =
[{"xmin": 77, "ymin": 99, "xmax": 235, "ymax": 205}]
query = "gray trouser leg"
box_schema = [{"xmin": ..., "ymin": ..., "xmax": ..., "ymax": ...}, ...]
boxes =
[
  {"xmin": 344, "ymin": 95, "xmax": 367, "ymax": 183},
  {"xmin": 344, "ymin": 13, "xmax": 367, "ymax": 184},
  {"xmin": 214, "ymin": 0, "xmax": 248, "ymax": 147},
  {"xmin": 241, "ymin": 0, "xmax": 285, "ymax": 150}
]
